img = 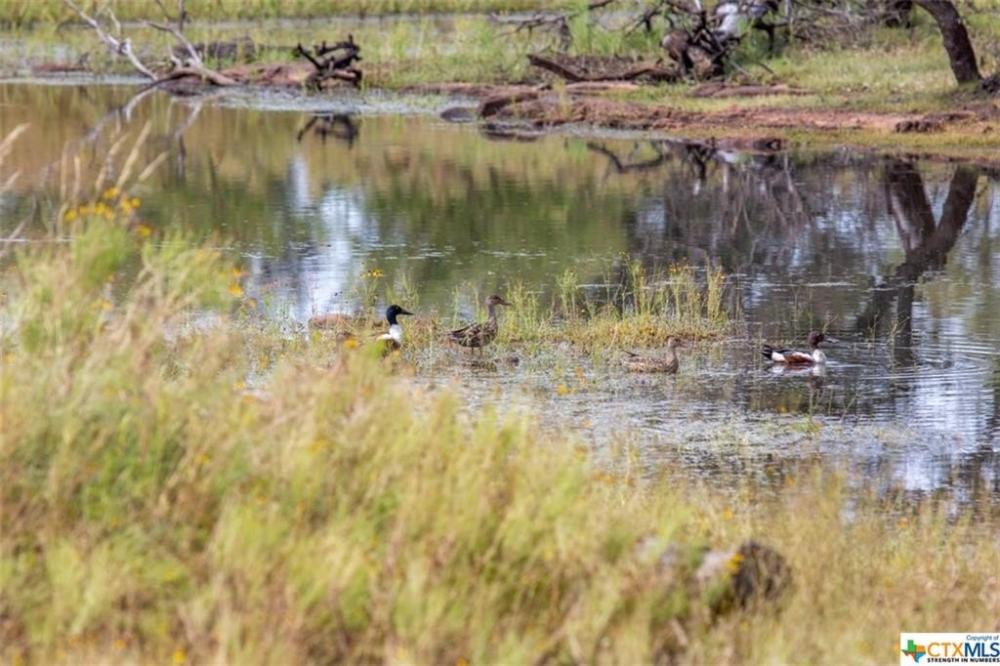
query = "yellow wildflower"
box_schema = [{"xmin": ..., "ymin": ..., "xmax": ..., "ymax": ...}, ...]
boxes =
[
  {"xmin": 102, "ymin": 186, "xmax": 120, "ymax": 200},
  {"xmin": 130, "ymin": 197, "xmax": 141, "ymax": 208},
  {"xmin": 135, "ymin": 224, "xmax": 153, "ymax": 238},
  {"xmin": 556, "ymin": 383, "xmax": 570, "ymax": 396},
  {"xmin": 228, "ymin": 283, "xmax": 244, "ymax": 298},
  {"xmin": 172, "ymin": 648, "xmax": 187, "ymax": 664},
  {"xmin": 63, "ymin": 209, "xmax": 77, "ymax": 222}
]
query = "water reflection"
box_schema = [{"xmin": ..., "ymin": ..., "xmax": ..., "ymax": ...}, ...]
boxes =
[
  {"xmin": 296, "ymin": 112, "xmax": 359, "ymax": 146},
  {"xmin": 2, "ymin": 82, "xmax": 999, "ymax": 497}
]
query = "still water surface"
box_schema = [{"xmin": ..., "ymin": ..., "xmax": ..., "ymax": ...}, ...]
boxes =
[{"xmin": 2, "ymin": 82, "xmax": 998, "ymax": 497}]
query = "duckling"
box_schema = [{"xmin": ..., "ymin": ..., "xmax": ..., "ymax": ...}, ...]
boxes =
[
  {"xmin": 762, "ymin": 330, "xmax": 829, "ymax": 365},
  {"xmin": 447, "ymin": 295, "xmax": 511, "ymax": 353},
  {"xmin": 623, "ymin": 337, "xmax": 682, "ymax": 373},
  {"xmin": 375, "ymin": 304, "xmax": 413, "ymax": 351}
]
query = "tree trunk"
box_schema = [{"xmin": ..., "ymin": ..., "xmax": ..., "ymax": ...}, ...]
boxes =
[{"xmin": 913, "ymin": 0, "xmax": 981, "ymax": 84}]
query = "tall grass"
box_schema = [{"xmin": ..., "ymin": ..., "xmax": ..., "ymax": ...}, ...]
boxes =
[
  {"xmin": 0, "ymin": 212, "xmax": 706, "ymax": 664},
  {"xmin": 498, "ymin": 260, "xmax": 731, "ymax": 347}
]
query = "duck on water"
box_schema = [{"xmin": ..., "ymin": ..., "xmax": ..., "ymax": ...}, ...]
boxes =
[
  {"xmin": 623, "ymin": 337, "xmax": 684, "ymax": 373},
  {"xmin": 762, "ymin": 331, "xmax": 833, "ymax": 365}
]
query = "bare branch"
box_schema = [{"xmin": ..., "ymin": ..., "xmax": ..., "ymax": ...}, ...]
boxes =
[
  {"xmin": 146, "ymin": 19, "xmax": 202, "ymax": 66},
  {"xmin": 62, "ymin": 0, "xmax": 156, "ymax": 80}
]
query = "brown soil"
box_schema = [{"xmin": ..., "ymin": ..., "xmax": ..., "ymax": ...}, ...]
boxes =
[{"xmin": 408, "ymin": 81, "xmax": 1000, "ymax": 145}]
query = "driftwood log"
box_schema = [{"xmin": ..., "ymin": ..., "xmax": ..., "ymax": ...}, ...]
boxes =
[
  {"xmin": 294, "ymin": 35, "xmax": 362, "ymax": 89},
  {"xmin": 527, "ymin": 53, "xmax": 677, "ymax": 83},
  {"xmin": 63, "ymin": 0, "xmax": 237, "ymax": 88}
]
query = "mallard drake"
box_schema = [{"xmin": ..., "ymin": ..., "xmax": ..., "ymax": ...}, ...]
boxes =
[
  {"xmin": 762, "ymin": 331, "xmax": 828, "ymax": 365},
  {"xmin": 623, "ymin": 337, "xmax": 682, "ymax": 373},
  {"xmin": 375, "ymin": 304, "xmax": 413, "ymax": 351},
  {"xmin": 448, "ymin": 295, "xmax": 511, "ymax": 353}
]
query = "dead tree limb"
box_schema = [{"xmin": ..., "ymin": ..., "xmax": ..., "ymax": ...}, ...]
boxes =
[
  {"xmin": 146, "ymin": 19, "xmax": 202, "ymax": 66},
  {"xmin": 528, "ymin": 53, "xmax": 676, "ymax": 83},
  {"xmin": 63, "ymin": 0, "xmax": 155, "ymax": 80},
  {"xmin": 294, "ymin": 35, "xmax": 362, "ymax": 88},
  {"xmin": 527, "ymin": 54, "xmax": 586, "ymax": 82},
  {"xmin": 66, "ymin": 0, "xmax": 237, "ymax": 88}
]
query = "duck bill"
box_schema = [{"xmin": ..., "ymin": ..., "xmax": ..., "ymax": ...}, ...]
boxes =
[{"xmin": 399, "ymin": 308, "xmax": 414, "ymax": 316}]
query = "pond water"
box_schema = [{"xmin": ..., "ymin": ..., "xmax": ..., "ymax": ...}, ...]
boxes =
[{"xmin": 2, "ymin": 82, "xmax": 999, "ymax": 499}]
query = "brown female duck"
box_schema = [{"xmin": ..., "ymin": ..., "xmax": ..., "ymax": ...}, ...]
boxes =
[
  {"xmin": 447, "ymin": 295, "xmax": 511, "ymax": 353},
  {"xmin": 623, "ymin": 337, "xmax": 682, "ymax": 373}
]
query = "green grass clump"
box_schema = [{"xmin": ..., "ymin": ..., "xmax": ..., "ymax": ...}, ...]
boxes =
[
  {"xmin": 507, "ymin": 261, "xmax": 730, "ymax": 346},
  {"xmin": 310, "ymin": 259, "xmax": 733, "ymax": 354}
]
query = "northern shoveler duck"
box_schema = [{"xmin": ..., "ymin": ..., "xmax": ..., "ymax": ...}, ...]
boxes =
[
  {"xmin": 375, "ymin": 304, "xmax": 413, "ymax": 351},
  {"xmin": 447, "ymin": 295, "xmax": 511, "ymax": 353},
  {"xmin": 762, "ymin": 331, "xmax": 829, "ymax": 365},
  {"xmin": 623, "ymin": 337, "xmax": 682, "ymax": 373}
]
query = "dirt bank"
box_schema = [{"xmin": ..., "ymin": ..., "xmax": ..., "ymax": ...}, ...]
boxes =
[{"xmin": 404, "ymin": 81, "xmax": 1000, "ymax": 165}]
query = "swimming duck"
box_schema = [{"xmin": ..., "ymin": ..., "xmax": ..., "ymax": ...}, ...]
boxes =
[
  {"xmin": 375, "ymin": 304, "xmax": 413, "ymax": 351},
  {"xmin": 762, "ymin": 331, "xmax": 828, "ymax": 365},
  {"xmin": 448, "ymin": 295, "xmax": 511, "ymax": 353},
  {"xmin": 623, "ymin": 337, "xmax": 682, "ymax": 373}
]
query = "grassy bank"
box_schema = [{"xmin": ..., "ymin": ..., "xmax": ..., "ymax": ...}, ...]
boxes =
[
  {"xmin": 4, "ymin": 8, "xmax": 1000, "ymax": 157},
  {"xmin": 0, "ymin": 0, "xmax": 559, "ymax": 26},
  {"xmin": 2, "ymin": 140, "xmax": 1000, "ymax": 664}
]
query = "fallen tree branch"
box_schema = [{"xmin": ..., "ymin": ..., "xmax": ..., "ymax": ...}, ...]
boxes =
[
  {"xmin": 146, "ymin": 19, "xmax": 202, "ymax": 66},
  {"xmin": 528, "ymin": 53, "xmax": 585, "ymax": 82},
  {"xmin": 528, "ymin": 53, "xmax": 677, "ymax": 83},
  {"xmin": 63, "ymin": 0, "xmax": 155, "ymax": 80},
  {"xmin": 294, "ymin": 35, "xmax": 363, "ymax": 88},
  {"xmin": 67, "ymin": 0, "xmax": 238, "ymax": 88}
]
